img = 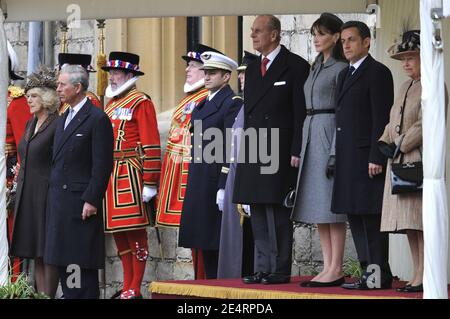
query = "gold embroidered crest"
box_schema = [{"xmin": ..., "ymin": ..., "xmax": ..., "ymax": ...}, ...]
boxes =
[{"xmin": 8, "ymin": 86, "xmax": 25, "ymax": 99}]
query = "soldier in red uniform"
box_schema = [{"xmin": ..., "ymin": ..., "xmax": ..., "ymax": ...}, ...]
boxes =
[
  {"xmin": 155, "ymin": 44, "xmax": 222, "ymax": 280},
  {"xmin": 5, "ymin": 42, "xmax": 32, "ymax": 281},
  {"xmin": 156, "ymin": 44, "xmax": 222, "ymax": 228},
  {"xmin": 57, "ymin": 53, "xmax": 102, "ymax": 114},
  {"xmin": 6, "ymin": 87, "xmax": 31, "ymax": 164},
  {"xmin": 102, "ymin": 52, "xmax": 161, "ymax": 299}
]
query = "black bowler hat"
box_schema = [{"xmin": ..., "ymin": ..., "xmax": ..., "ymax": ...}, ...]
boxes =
[
  {"xmin": 389, "ymin": 30, "xmax": 420, "ymax": 60},
  {"xmin": 182, "ymin": 44, "xmax": 223, "ymax": 63},
  {"xmin": 58, "ymin": 53, "xmax": 96, "ymax": 72},
  {"xmin": 237, "ymin": 51, "xmax": 259, "ymax": 72},
  {"xmin": 102, "ymin": 51, "xmax": 145, "ymax": 76}
]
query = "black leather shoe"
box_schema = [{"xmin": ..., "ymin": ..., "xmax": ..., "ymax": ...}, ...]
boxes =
[
  {"xmin": 403, "ymin": 284, "xmax": 423, "ymax": 293},
  {"xmin": 242, "ymin": 272, "xmax": 270, "ymax": 284},
  {"xmin": 341, "ymin": 279, "xmax": 369, "ymax": 290},
  {"xmin": 307, "ymin": 277, "xmax": 345, "ymax": 288},
  {"xmin": 261, "ymin": 274, "xmax": 290, "ymax": 285},
  {"xmin": 342, "ymin": 276, "xmax": 392, "ymax": 290}
]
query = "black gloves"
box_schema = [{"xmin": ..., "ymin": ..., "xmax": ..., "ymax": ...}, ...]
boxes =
[
  {"xmin": 377, "ymin": 141, "xmax": 397, "ymax": 159},
  {"xmin": 326, "ymin": 155, "xmax": 335, "ymax": 179},
  {"xmin": 6, "ymin": 154, "xmax": 17, "ymax": 179}
]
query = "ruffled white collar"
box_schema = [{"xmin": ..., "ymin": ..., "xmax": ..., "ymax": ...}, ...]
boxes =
[
  {"xmin": 106, "ymin": 76, "xmax": 140, "ymax": 98},
  {"xmin": 184, "ymin": 78, "xmax": 205, "ymax": 94}
]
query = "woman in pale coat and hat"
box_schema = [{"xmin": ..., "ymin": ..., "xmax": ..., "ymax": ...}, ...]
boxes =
[{"xmin": 378, "ymin": 30, "xmax": 427, "ymax": 293}]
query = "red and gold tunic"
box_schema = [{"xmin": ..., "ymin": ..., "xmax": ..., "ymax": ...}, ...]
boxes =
[
  {"xmin": 6, "ymin": 86, "xmax": 32, "ymax": 161},
  {"xmin": 103, "ymin": 88, "xmax": 161, "ymax": 233},
  {"xmin": 59, "ymin": 91, "xmax": 102, "ymax": 115},
  {"xmin": 155, "ymin": 88, "xmax": 208, "ymax": 227}
]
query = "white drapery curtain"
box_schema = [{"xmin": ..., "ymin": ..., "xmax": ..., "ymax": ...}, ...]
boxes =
[
  {"xmin": 443, "ymin": 0, "xmax": 450, "ymax": 17},
  {"xmin": 420, "ymin": 0, "xmax": 449, "ymax": 299},
  {"xmin": 0, "ymin": 9, "xmax": 10, "ymax": 286}
]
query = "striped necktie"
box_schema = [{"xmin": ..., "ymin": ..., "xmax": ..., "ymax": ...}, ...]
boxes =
[{"xmin": 64, "ymin": 108, "xmax": 74, "ymax": 130}]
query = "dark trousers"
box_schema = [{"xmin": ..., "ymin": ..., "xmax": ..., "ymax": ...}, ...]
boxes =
[
  {"xmin": 202, "ymin": 250, "xmax": 219, "ymax": 279},
  {"xmin": 58, "ymin": 266, "xmax": 99, "ymax": 299},
  {"xmin": 251, "ymin": 204, "xmax": 293, "ymax": 275},
  {"xmin": 241, "ymin": 218, "xmax": 255, "ymax": 277},
  {"xmin": 347, "ymin": 214, "xmax": 391, "ymax": 278}
]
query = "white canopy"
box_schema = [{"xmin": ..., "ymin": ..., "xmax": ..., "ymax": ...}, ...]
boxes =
[
  {"xmin": 0, "ymin": 0, "xmax": 449, "ymax": 299},
  {"xmin": 0, "ymin": 9, "xmax": 9, "ymax": 286},
  {"xmin": 3, "ymin": 0, "xmax": 369, "ymax": 21},
  {"xmin": 421, "ymin": 0, "xmax": 449, "ymax": 299}
]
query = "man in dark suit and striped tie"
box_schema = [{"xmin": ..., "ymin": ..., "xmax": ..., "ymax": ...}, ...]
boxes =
[{"xmin": 233, "ymin": 15, "xmax": 310, "ymax": 285}]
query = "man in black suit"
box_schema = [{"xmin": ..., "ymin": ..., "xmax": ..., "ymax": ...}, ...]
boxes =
[
  {"xmin": 233, "ymin": 15, "xmax": 310, "ymax": 284},
  {"xmin": 44, "ymin": 65, "xmax": 114, "ymax": 298},
  {"xmin": 331, "ymin": 21, "xmax": 394, "ymax": 289}
]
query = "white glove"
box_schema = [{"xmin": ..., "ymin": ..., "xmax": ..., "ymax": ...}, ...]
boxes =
[
  {"xmin": 142, "ymin": 186, "xmax": 157, "ymax": 202},
  {"xmin": 242, "ymin": 204, "xmax": 251, "ymax": 216},
  {"xmin": 216, "ymin": 189, "xmax": 225, "ymax": 212}
]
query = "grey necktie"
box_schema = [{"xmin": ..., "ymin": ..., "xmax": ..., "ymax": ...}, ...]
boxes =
[{"xmin": 64, "ymin": 108, "xmax": 74, "ymax": 130}]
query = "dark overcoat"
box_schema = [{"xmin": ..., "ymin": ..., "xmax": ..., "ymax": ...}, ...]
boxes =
[
  {"xmin": 179, "ymin": 85, "xmax": 242, "ymax": 250},
  {"xmin": 11, "ymin": 113, "xmax": 58, "ymax": 258},
  {"xmin": 331, "ymin": 55, "xmax": 394, "ymax": 215},
  {"xmin": 44, "ymin": 99, "xmax": 114, "ymax": 269},
  {"xmin": 233, "ymin": 45, "xmax": 310, "ymax": 204}
]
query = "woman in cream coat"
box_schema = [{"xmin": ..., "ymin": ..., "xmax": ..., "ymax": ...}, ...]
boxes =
[{"xmin": 378, "ymin": 30, "xmax": 425, "ymax": 293}]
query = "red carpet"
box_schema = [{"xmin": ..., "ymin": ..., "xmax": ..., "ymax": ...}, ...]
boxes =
[{"xmin": 150, "ymin": 276, "xmax": 449, "ymax": 299}]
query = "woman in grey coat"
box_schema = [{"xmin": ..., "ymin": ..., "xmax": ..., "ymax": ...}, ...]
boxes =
[{"xmin": 291, "ymin": 13, "xmax": 348, "ymax": 287}]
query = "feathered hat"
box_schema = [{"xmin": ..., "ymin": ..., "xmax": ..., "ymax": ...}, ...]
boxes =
[
  {"xmin": 24, "ymin": 66, "xmax": 58, "ymax": 92},
  {"xmin": 388, "ymin": 30, "xmax": 420, "ymax": 60}
]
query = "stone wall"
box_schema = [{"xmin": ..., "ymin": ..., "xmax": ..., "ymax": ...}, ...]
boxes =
[
  {"xmin": 5, "ymin": 13, "xmax": 375, "ymax": 298},
  {"xmin": 6, "ymin": 21, "xmax": 98, "ymax": 91}
]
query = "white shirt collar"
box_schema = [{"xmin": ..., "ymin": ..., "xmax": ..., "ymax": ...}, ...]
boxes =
[
  {"xmin": 350, "ymin": 54, "xmax": 369, "ymax": 73},
  {"xmin": 69, "ymin": 96, "xmax": 88, "ymax": 117},
  {"xmin": 262, "ymin": 44, "xmax": 281, "ymax": 71},
  {"xmin": 208, "ymin": 88, "xmax": 221, "ymax": 101}
]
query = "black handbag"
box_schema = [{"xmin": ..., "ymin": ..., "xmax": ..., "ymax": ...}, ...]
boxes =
[
  {"xmin": 390, "ymin": 160, "xmax": 423, "ymax": 194},
  {"xmin": 390, "ymin": 80, "xmax": 423, "ymax": 194}
]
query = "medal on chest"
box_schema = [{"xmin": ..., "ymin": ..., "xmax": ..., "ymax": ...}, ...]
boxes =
[
  {"xmin": 112, "ymin": 107, "xmax": 134, "ymax": 121},
  {"xmin": 180, "ymin": 101, "xmax": 197, "ymax": 123}
]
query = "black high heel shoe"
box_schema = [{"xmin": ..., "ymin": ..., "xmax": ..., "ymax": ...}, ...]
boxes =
[
  {"xmin": 305, "ymin": 277, "xmax": 345, "ymax": 288},
  {"xmin": 396, "ymin": 284, "xmax": 411, "ymax": 292},
  {"xmin": 403, "ymin": 284, "xmax": 423, "ymax": 293}
]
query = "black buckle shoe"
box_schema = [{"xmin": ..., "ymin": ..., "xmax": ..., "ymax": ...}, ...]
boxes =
[
  {"xmin": 242, "ymin": 272, "xmax": 270, "ymax": 284},
  {"xmin": 341, "ymin": 279, "xmax": 369, "ymax": 290}
]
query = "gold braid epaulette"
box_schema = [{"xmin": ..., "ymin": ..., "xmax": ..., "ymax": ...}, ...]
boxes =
[{"xmin": 8, "ymin": 86, "xmax": 25, "ymax": 99}]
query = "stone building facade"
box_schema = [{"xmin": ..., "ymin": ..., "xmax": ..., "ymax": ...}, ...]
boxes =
[{"xmin": 6, "ymin": 13, "xmax": 373, "ymax": 298}]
